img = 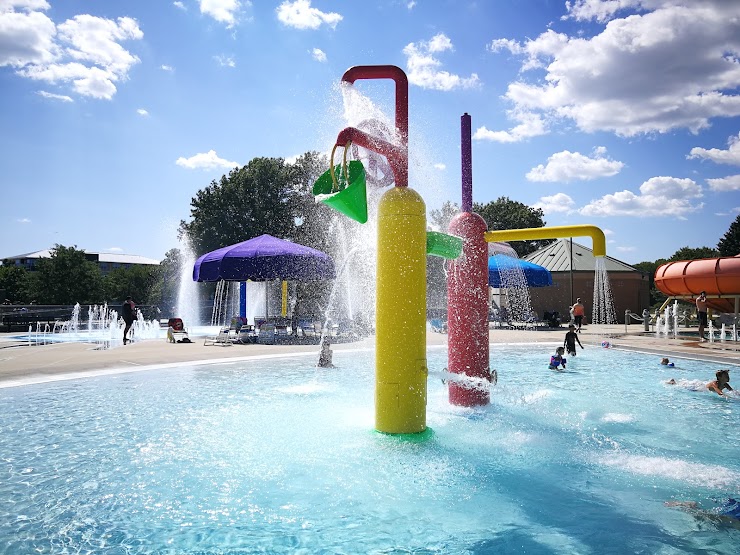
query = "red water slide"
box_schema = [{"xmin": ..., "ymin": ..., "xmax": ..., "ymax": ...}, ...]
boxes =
[{"xmin": 654, "ymin": 255, "xmax": 740, "ymax": 313}]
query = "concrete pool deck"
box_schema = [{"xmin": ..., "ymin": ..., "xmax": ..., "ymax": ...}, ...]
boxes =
[{"xmin": 1, "ymin": 324, "xmax": 738, "ymax": 388}]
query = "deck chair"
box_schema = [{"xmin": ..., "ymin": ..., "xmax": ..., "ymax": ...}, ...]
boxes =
[
  {"xmin": 257, "ymin": 323, "xmax": 276, "ymax": 344},
  {"xmin": 204, "ymin": 326, "xmax": 233, "ymax": 346},
  {"xmin": 166, "ymin": 318, "xmax": 190, "ymax": 343}
]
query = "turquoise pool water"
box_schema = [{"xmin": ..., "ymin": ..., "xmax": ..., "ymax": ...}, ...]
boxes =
[{"xmin": 1, "ymin": 345, "xmax": 738, "ymax": 554}]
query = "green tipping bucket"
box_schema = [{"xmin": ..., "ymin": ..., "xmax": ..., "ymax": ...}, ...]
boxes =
[
  {"xmin": 313, "ymin": 160, "xmax": 368, "ymax": 224},
  {"xmin": 426, "ymin": 231, "xmax": 463, "ymax": 259}
]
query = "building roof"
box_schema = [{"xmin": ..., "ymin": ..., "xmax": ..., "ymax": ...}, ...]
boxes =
[
  {"xmin": 3, "ymin": 249, "xmax": 160, "ymax": 266},
  {"xmin": 524, "ymin": 238, "xmax": 641, "ymax": 273}
]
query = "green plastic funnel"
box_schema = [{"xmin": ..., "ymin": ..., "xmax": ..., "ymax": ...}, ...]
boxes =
[
  {"xmin": 426, "ymin": 231, "xmax": 463, "ymax": 259},
  {"xmin": 313, "ymin": 160, "xmax": 368, "ymax": 224}
]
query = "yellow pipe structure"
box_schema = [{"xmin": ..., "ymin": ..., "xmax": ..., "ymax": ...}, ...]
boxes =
[
  {"xmin": 375, "ymin": 186, "xmax": 428, "ymax": 434},
  {"xmin": 484, "ymin": 224, "xmax": 606, "ymax": 257}
]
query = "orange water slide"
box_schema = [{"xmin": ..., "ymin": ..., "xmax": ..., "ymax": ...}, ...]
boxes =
[{"xmin": 654, "ymin": 255, "xmax": 740, "ymax": 313}]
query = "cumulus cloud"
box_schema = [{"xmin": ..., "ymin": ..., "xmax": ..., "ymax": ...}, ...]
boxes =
[
  {"xmin": 311, "ymin": 47, "xmax": 326, "ymax": 62},
  {"xmin": 707, "ymin": 174, "xmax": 740, "ymax": 192},
  {"xmin": 526, "ymin": 147, "xmax": 624, "ymax": 182},
  {"xmin": 176, "ymin": 149, "xmax": 238, "ymax": 170},
  {"xmin": 473, "ymin": 110, "xmax": 546, "ymax": 143},
  {"xmin": 433, "ymin": 163, "xmax": 446, "ymax": 170},
  {"xmin": 688, "ymin": 132, "xmax": 740, "ymax": 166},
  {"xmin": 36, "ymin": 90, "xmax": 72, "ymax": 101},
  {"xmin": 488, "ymin": 2, "xmax": 740, "ymax": 136},
  {"xmin": 199, "ymin": 0, "xmax": 246, "ymax": 27},
  {"xmin": 580, "ymin": 176, "xmax": 703, "ymax": 217},
  {"xmin": 276, "ymin": 0, "xmax": 342, "ymax": 30},
  {"xmin": 533, "ymin": 192, "xmax": 576, "ymax": 214},
  {"xmin": 160, "ymin": 64, "xmax": 174, "ymax": 71},
  {"xmin": 0, "ymin": 3, "xmax": 143, "ymax": 99},
  {"xmin": 403, "ymin": 32, "xmax": 480, "ymax": 91},
  {"xmin": 173, "ymin": 1, "xmax": 186, "ymax": 10},
  {"xmin": 136, "ymin": 108, "xmax": 148, "ymax": 116}
]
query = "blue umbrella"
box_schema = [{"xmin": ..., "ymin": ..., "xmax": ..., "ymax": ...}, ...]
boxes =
[
  {"xmin": 193, "ymin": 234, "xmax": 335, "ymax": 282},
  {"xmin": 488, "ymin": 254, "xmax": 552, "ymax": 288}
]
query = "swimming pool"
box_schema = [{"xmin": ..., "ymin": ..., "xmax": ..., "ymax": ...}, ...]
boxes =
[{"xmin": 1, "ymin": 345, "xmax": 738, "ymax": 554}]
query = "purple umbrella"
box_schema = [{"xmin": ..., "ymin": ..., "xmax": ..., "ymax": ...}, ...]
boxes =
[{"xmin": 193, "ymin": 234, "xmax": 335, "ymax": 282}]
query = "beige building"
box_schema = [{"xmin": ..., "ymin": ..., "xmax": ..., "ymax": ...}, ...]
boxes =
[{"xmin": 523, "ymin": 239, "xmax": 650, "ymax": 324}]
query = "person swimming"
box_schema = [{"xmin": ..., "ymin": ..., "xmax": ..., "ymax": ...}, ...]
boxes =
[
  {"xmin": 661, "ymin": 358, "xmax": 675, "ymax": 367},
  {"xmin": 549, "ymin": 347, "xmax": 566, "ymax": 371},
  {"xmin": 707, "ymin": 369, "xmax": 732, "ymax": 396}
]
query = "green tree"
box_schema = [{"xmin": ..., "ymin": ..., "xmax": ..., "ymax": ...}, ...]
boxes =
[
  {"xmin": 473, "ymin": 197, "xmax": 551, "ymax": 257},
  {"xmin": 26, "ymin": 245, "xmax": 104, "ymax": 304},
  {"xmin": 633, "ymin": 259, "xmax": 668, "ymax": 307},
  {"xmin": 0, "ymin": 265, "xmax": 30, "ymax": 303},
  {"xmin": 104, "ymin": 264, "xmax": 158, "ymax": 306},
  {"xmin": 718, "ymin": 214, "xmax": 740, "ymax": 256},
  {"xmin": 429, "ymin": 201, "xmax": 460, "ymax": 232},
  {"xmin": 149, "ymin": 248, "xmax": 186, "ymax": 313},
  {"xmin": 426, "ymin": 201, "xmax": 461, "ymax": 313},
  {"xmin": 179, "ymin": 157, "xmax": 299, "ymax": 257},
  {"xmin": 668, "ymin": 246, "xmax": 719, "ymax": 261}
]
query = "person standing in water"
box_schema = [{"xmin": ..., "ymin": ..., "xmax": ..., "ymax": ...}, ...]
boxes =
[
  {"xmin": 564, "ymin": 324, "xmax": 584, "ymax": 356},
  {"xmin": 122, "ymin": 296, "xmax": 135, "ymax": 345}
]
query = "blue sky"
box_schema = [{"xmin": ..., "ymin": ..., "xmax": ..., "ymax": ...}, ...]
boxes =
[{"xmin": 1, "ymin": 0, "xmax": 739, "ymax": 265}]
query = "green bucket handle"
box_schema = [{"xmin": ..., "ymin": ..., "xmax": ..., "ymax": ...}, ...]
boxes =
[
  {"xmin": 426, "ymin": 231, "xmax": 463, "ymax": 259},
  {"xmin": 312, "ymin": 141, "xmax": 368, "ymax": 224}
]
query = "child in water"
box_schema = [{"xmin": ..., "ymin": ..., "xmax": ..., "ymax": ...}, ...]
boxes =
[
  {"xmin": 318, "ymin": 336, "xmax": 335, "ymax": 368},
  {"xmin": 706, "ymin": 369, "xmax": 732, "ymax": 396},
  {"xmin": 549, "ymin": 347, "xmax": 567, "ymax": 371},
  {"xmin": 661, "ymin": 358, "xmax": 675, "ymax": 367}
]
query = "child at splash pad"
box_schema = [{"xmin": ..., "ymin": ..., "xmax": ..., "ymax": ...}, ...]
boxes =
[
  {"xmin": 564, "ymin": 325, "xmax": 583, "ymax": 356},
  {"xmin": 549, "ymin": 347, "xmax": 566, "ymax": 371},
  {"xmin": 318, "ymin": 336, "xmax": 335, "ymax": 368}
]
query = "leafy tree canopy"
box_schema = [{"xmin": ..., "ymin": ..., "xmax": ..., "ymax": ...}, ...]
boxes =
[
  {"xmin": 718, "ymin": 213, "xmax": 740, "ymax": 256},
  {"xmin": 472, "ymin": 197, "xmax": 551, "ymax": 257},
  {"xmin": 26, "ymin": 245, "xmax": 104, "ymax": 304},
  {"xmin": 668, "ymin": 246, "xmax": 719, "ymax": 262},
  {"xmin": 0, "ymin": 265, "xmax": 28, "ymax": 303},
  {"xmin": 429, "ymin": 201, "xmax": 460, "ymax": 232}
]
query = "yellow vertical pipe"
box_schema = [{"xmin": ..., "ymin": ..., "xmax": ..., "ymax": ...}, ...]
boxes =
[
  {"xmin": 281, "ymin": 280, "xmax": 288, "ymax": 317},
  {"xmin": 376, "ymin": 186, "xmax": 428, "ymax": 434}
]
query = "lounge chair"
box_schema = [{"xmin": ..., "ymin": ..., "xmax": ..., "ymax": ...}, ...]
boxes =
[
  {"xmin": 166, "ymin": 318, "xmax": 190, "ymax": 343},
  {"xmin": 257, "ymin": 323, "xmax": 276, "ymax": 344},
  {"xmin": 204, "ymin": 326, "xmax": 233, "ymax": 346}
]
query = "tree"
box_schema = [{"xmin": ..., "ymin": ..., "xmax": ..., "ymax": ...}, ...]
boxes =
[
  {"xmin": 0, "ymin": 265, "xmax": 29, "ymax": 303},
  {"xmin": 473, "ymin": 197, "xmax": 551, "ymax": 257},
  {"xmin": 429, "ymin": 201, "xmax": 460, "ymax": 232},
  {"xmin": 104, "ymin": 264, "xmax": 158, "ymax": 306},
  {"xmin": 148, "ymin": 248, "xmax": 186, "ymax": 313},
  {"xmin": 179, "ymin": 157, "xmax": 299, "ymax": 257},
  {"xmin": 668, "ymin": 246, "xmax": 719, "ymax": 262},
  {"xmin": 718, "ymin": 214, "xmax": 740, "ymax": 256},
  {"xmin": 633, "ymin": 259, "xmax": 668, "ymax": 307},
  {"xmin": 426, "ymin": 201, "xmax": 461, "ymax": 313},
  {"xmin": 25, "ymin": 245, "xmax": 104, "ymax": 304}
]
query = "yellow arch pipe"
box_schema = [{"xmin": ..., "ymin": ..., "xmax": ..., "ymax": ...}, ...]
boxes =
[{"xmin": 484, "ymin": 225, "xmax": 606, "ymax": 257}]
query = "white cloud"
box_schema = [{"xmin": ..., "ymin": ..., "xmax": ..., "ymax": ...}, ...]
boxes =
[
  {"xmin": 526, "ymin": 147, "xmax": 624, "ymax": 182},
  {"xmin": 403, "ymin": 33, "xmax": 480, "ymax": 91},
  {"xmin": 160, "ymin": 64, "xmax": 174, "ymax": 72},
  {"xmin": 433, "ymin": 163, "xmax": 446, "ymax": 170},
  {"xmin": 688, "ymin": 132, "xmax": 740, "ymax": 166},
  {"xmin": 107, "ymin": 246, "xmax": 123, "ymax": 252},
  {"xmin": 276, "ymin": 0, "xmax": 342, "ymax": 30},
  {"xmin": 489, "ymin": 3, "xmax": 740, "ymax": 136},
  {"xmin": 616, "ymin": 245, "xmax": 637, "ymax": 252},
  {"xmin": 311, "ymin": 47, "xmax": 326, "ymax": 62},
  {"xmin": 17, "ymin": 217, "xmax": 31, "ymax": 223},
  {"xmin": 1, "ymin": 4, "xmax": 143, "ymax": 100},
  {"xmin": 563, "ymin": 0, "xmax": 644, "ymax": 23},
  {"xmin": 176, "ymin": 149, "xmax": 238, "ymax": 170},
  {"xmin": 36, "ymin": 89, "xmax": 72, "ymax": 101},
  {"xmin": 533, "ymin": 192, "xmax": 575, "ymax": 213},
  {"xmin": 136, "ymin": 108, "xmax": 148, "ymax": 116},
  {"xmin": 1, "ymin": 1, "xmax": 50, "ymax": 13},
  {"xmin": 213, "ymin": 54, "xmax": 235, "ymax": 67},
  {"xmin": 199, "ymin": 0, "xmax": 246, "ymax": 27},
  {"xmin": 0, "ymin": 4, "xmax": 57, "ymax": 66},
  {"xmin": 173, "ymin": 1, "xmax": 186, "ymax": 10},
  {"xmin": 473, "ymin": 110, "xmax": 546, "ymax": 143},
  {"xmin": 707, "ymin": 174, "xmax": 740, "ymax": 192},
  {"xmin": 407, "ymin": 1, "xmax": 417, "ymax": 9},
  {"xmin": 580, "ymin": 176, "xmax": 703, "ymax": 217}
]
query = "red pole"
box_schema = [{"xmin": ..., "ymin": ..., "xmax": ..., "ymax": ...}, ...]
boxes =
[
  {"xmin": 340, "ymin": 65, "xmax": 408, "ymax": 188},
  {"xmin": 447, "ymin": 114, "xmax": 491, "ymax": 406}
]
